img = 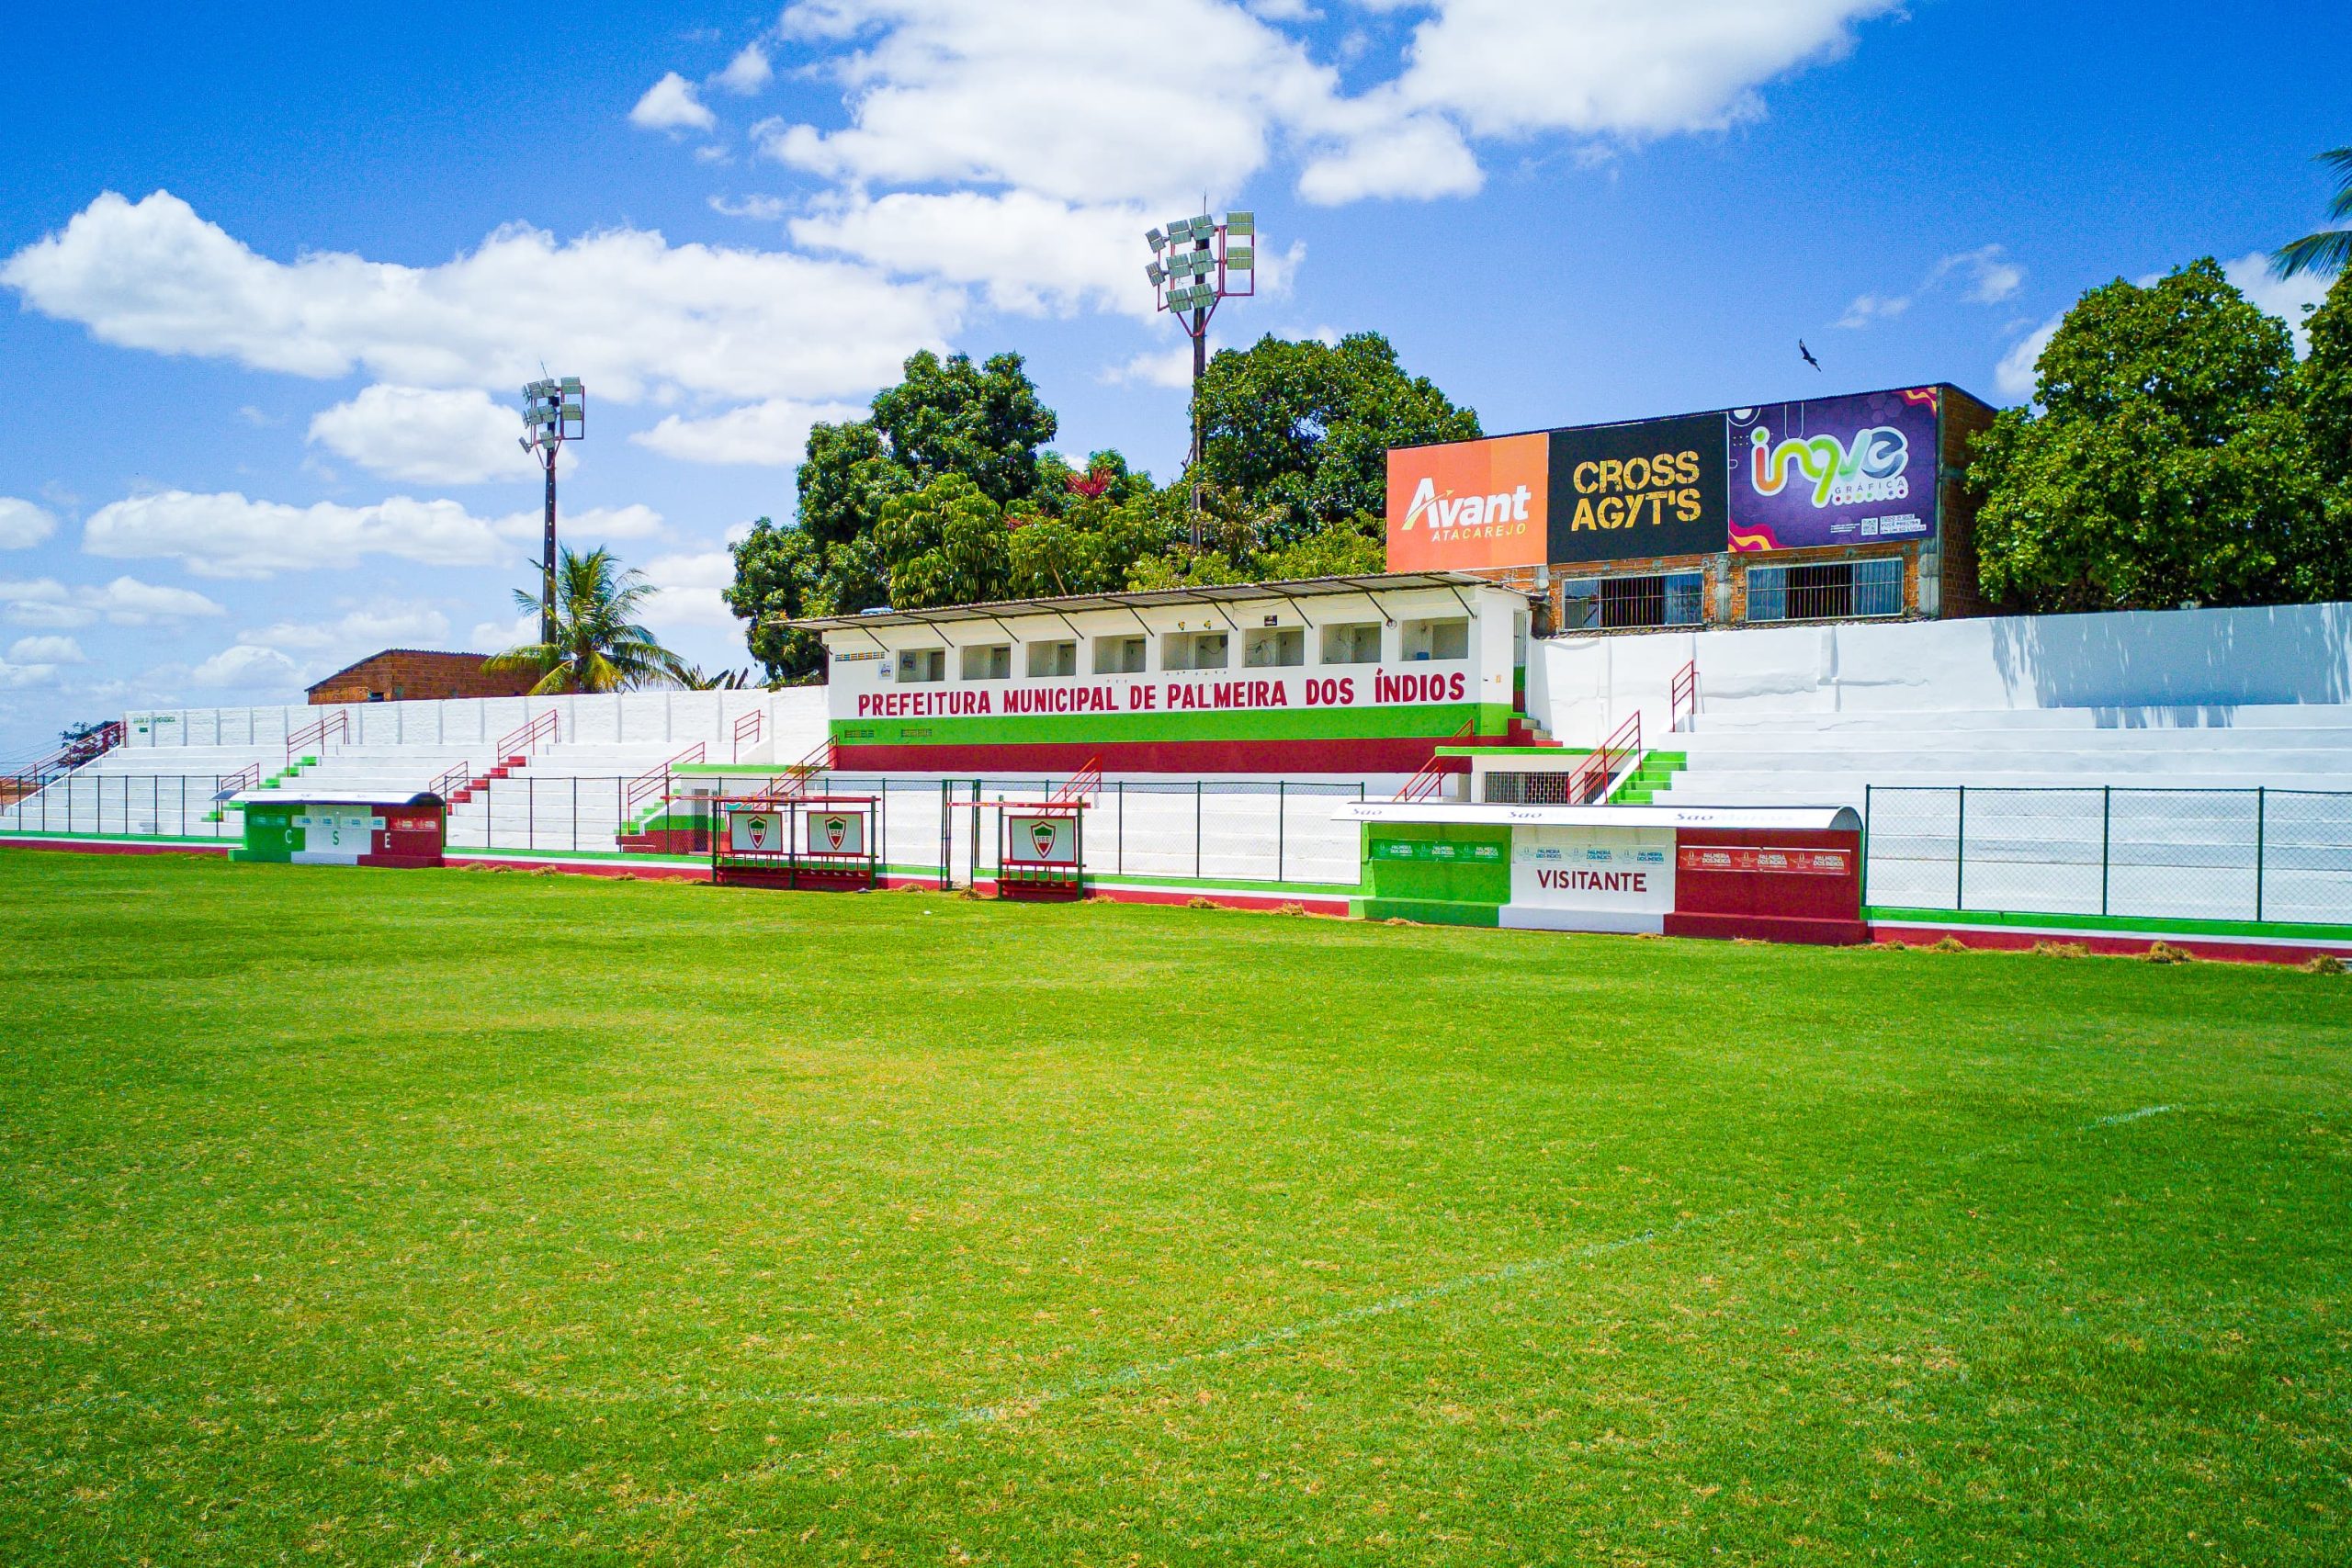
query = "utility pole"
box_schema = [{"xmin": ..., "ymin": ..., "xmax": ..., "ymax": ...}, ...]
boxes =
[
  {"xmin": 1146, "ymin": 210, "xmax": 1254, "ymax": 549},
  {"xmin": 518, "ymin": 377, "xmax": 584, "ymax": 644}
]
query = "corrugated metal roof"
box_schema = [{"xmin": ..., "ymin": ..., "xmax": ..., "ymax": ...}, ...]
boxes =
[{"xmin": 783, "ymin": 571, "xmax": 1527, "ymax": 633}]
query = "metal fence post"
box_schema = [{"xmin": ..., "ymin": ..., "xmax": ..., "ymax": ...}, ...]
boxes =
[
  {"xmin": 1860, "ymin": 784, "xmax": 1871, "ymax": 908},
  {"xmin": 940, "ymin": 778, "xmax": 951, "ymax": 889},
  {"xmin": 1954, "ymin": 784, "xmax": 1966, "ymax": 912},
  {"xmin": 1195, "ymin": 779, "xmax": 1204, "ymax": 879},
  {"xmin": 528, "ymin": 775, "xmax": 535, "ymax": 852},
  {"xmin": 1277, "ymin": 779, "xmax": 1286, "ymax": 884},
  {"xmin": 2099, "ymin": 785, "xmax": 2111, "ymax": 918},
  {"xmin": 2255, "ymin": 785, "xmax": 2267, "ymax": 924}
]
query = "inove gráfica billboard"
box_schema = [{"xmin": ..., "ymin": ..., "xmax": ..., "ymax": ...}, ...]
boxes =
[{"xmin": 1726, "ymin": 387, "xmax": 1941, "ymax": 552}]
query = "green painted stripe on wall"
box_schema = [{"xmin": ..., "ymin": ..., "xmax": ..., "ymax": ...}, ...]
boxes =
[{"xmin": 831, "ymin": 701, "xmax": 1512, "ymax": 749}]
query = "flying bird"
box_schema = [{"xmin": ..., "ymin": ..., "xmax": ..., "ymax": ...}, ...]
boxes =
[{"xmin": 1799, "ymin": 340, "xmax": 1823, "ymax": 372}]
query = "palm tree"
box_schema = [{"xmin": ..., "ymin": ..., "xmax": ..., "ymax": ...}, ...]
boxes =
[
  {"xmin": 676, "ymin": 664, "xmax": 755, "ymax": 690},
  {"xmin": 2275, "ymin": 146, "xmax": 2352, "ymax": 277},
  {"xmin": 485, "ymin": 547, "xmax": 690, "ymax": 694}
]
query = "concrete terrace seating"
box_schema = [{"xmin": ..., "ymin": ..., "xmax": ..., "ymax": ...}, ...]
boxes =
[{"xmin": 1653, "ymin": 705, "xmax": 2352, "ymax": 807}]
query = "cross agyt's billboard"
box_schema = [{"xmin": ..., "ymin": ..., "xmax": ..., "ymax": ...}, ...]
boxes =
[{"xmin": 1385, "ymin": 387, "xmax": 1944, "ymax": 570}]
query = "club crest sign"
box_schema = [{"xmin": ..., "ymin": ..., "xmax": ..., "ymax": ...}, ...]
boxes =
[
  {"xmin": 800, "ymin": 808, "xmax": 865, "ymax": 856},
  {"xmin": 1008, "ymin": 813, "xmax": 1078, "ymax": 864},
  {"xmin": 730, "ymin": 811, "xmax": 781, "ymax": 852}
]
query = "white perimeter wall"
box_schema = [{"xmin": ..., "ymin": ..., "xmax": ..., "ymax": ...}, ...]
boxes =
[{"xmin": 1529, "ymin": 602, "xmax": 2352, "ymax": 747}]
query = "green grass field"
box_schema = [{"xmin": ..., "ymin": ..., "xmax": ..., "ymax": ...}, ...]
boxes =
[{"xmin": 2, "ymin": 848, "xmax": 2346, "ymax": 1565}]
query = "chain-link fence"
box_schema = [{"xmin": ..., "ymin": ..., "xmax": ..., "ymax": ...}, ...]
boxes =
[
  {"xmin": 1864, "ymin": 785, "xmax": 2352, "ymax": 926},
  {"xmin": 0, "ymin": 774, "xmax": 242, "ymax": 839}
]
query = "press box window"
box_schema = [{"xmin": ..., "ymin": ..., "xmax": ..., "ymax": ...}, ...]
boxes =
[
  {"xmin": 1746, "ymin": 557, "xmax": 1903, "ymax": 623},
  {"xmin": 1401, "ymin": 616, "xmax": 1470, "ymax": 660},
  {"xmin": 1320, "ymin": 622, "xmax": 1383, "ymax": 664},
  {"xmin": 1243, "ymin": 626, "xmax": 1305, "ymax": 668},
  {"xmin": 1560, "ymin": 571, "xmax": 1703, "ymax": 631},
  {"xmin": 959, "ymin": 643, "xmax": 1012, "ymax": 681},
  {"xmin": 1092, "ymin": 635, "xmax": 1147, "ymax": 674},
  {"xmin": 1026, "ymin": 639, "xmax": 1078, "ymax": 677},
  {"xmin": 1162, "ymin": 630, "xmax": 1228, "ymax": 671},
  {"xmin": 895, "ymin": 648, "xmax": 946, "ymax": 683}
]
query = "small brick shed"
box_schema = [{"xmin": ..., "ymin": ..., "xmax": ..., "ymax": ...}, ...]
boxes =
[{"xmin": 306, "ymin": 649, "xmax": 539, "ymax": 705}]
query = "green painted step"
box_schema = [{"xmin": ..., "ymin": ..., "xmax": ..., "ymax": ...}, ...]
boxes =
[{"xmin": 1610, "ymin": 750, "xmax": 1689, "ymax": 806}]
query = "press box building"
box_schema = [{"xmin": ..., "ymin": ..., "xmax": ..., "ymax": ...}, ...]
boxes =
[{"xmin": 1385, "ymin": 384, "xmax": 1997, "ymax": 632}]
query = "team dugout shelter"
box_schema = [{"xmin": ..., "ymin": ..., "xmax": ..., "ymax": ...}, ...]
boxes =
[
  {"xmin": 791, "ymin": 574, "xmax": 1537, "ymax": 775},
  {"xmin": 1386, "ymin": 383, "xmax": 1996, "ymax": 632}
]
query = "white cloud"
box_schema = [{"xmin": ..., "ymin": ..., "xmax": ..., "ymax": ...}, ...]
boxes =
[
  {"xmin": 1295, "ymin": 109, "xmax": 1481, "ymax": 204},
  {"xmin": 629, "ymin": 72, "xmax": 717, "ymax": 133},
  {"xmin": 81, "ymin": 488, "xmax": 667, "ymax": 578},
  {"xmin": 0, "ymin": 497, "xmax": 58, "ymax": 548},
  {"xmin": 563, "ymin": 503, "xmax": 670, "ymax": 541},
  {"xmin": 238, "ymin": 603, "xmax": 451, "ymax": 655},
  {"xmin": 189, "ymin": 642, "xmax": 306, "ymax": 691},
  {"xmin": 641, "ymin": 548, "xmax": 741, "ymax": 631},
  {"xmin": 1098, "ymin": 344, "xmax": 1204, "ymax": 390},
  {"xmin": 308, "ymin": 384, "xmax": 541, "ymax": 486},
  {"xmin": 84, "ymin": 490, "xmax": 528, "ymax": 578},
  {"xmin": 0, "ymin": 657, "xmax": 63, "ymax": 690},
  {"xmin": 8, "ymin": 635, "xmax": 85, "ymax": 664},
  {"xmin": 0, "ymin": 574, "xmax": 227, "ymax": 629},
  {"xmin": 1996, "ymin": 314, "xmax": 2063, "ymax": 403},
  {"xmin": 716, "ymin": 43, "xmax": 774, "ymax": 95},
  {"xmin": 790, "ymin": 190, "xmax": 1153, "ymax": 316},
  {"xmin": 1835, "ymin": 292, "xmax": 1911, "ymax": 330},
  {"xmin": 2223, "ymin": 251, "xmax": 2334, "ymax": 355},
  {"xmin": 1929, "ymin": 243, "xmax": 2024, "ymax": 305},
  {"xmin": 469, "ymin": 609, "xmax": 539, "ymax": 651},
  {"xmin": 632, "ymin": 399, "xmax": 864, "ymax": 467},
  {"xmin": 1384, "ymin": 0, "xmax": 1899, "ymax": 141},
  {"xmin": 1, "ymin": 191, "xmax": 959, "ymax": 407},
  {"xmin": 709, "ymin": 193, "xmax": 788, "ymax": 221}
]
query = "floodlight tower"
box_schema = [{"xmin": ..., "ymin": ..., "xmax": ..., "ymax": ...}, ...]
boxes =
[
  {"xmin": 517, "ymin": 377, "xmax": 584, "ymax": 644},
  {"xmin": 1145, "ymin": 210, "xmax": 1255, "ymax": 545}
]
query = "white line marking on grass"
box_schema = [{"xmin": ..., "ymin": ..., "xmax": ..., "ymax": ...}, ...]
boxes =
[
  {"xmin": 890, "ymin": 1210, "xmax": 1743, "ymax": 1441},
  {"xmin": 2093, "ymin": 1104, "xmax": 2175, "ymax": 1127}
]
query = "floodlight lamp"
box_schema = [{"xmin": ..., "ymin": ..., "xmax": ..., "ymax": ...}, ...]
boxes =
[
  {"xmin": 560, "ymin": 377, "xmax": 582, "ymax": 394},
  {"xmin": 1227, "ymin": 245, "xmax": 1254, "ymax": 270},
  {"xmin": 1146, "ymin": 261, "xmax": 1166, "ymax": 286},
  {"xmin": 1146, "ymin": 227, "xmax": 1166, "ymax": 251},
  {"xmin": 1225, "ymin": 211, "xmax": 1254, "ymax": 235}
]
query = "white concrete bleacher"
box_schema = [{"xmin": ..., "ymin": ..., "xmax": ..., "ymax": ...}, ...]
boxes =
[{"xmin": 1522, "ymin": 603, "xmax": 2352, "ymax": 927}]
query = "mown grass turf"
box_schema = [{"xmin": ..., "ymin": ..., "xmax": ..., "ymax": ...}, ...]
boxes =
[{"xmin": 0, "ymin": 848, "xmax": 2346, "ymax": 1566}]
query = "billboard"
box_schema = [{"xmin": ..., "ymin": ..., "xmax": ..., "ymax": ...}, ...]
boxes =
[
  {"xmin": 1726, "ymin": 387, "xmax": 1939, "ymax": 551},
  {"xmin": 1545, "ymin": 413, "xmax": 1728, "ymax": 563},
  {"xmin": 1385, "ymin": 433, "xmax": 1549, "ymax": 571}
]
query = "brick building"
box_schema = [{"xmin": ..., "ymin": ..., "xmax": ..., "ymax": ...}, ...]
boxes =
[
  {"xmin": 1386, "ymin": 384, "xmax": 1996, "ymax": 633},
  {"xmin": 305, "ymin": 649, "xmax": 540, "ymax": 705}
]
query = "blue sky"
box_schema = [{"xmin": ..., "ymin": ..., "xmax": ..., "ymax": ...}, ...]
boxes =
[{"xmin": 1, "ymin": 0, "xmax": 2343, "ymax": 759}]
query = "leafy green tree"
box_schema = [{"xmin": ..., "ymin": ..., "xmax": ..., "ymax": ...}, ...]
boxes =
[
  {"xmin": 733, "ymin": 351, "xmax": 1061, "ymax": 671},
  {"xmin": 873, "ymin": 473, "xmax": 1012, "ymax": 609},
  {"xmin": 2298, "ymin": 271, "xmax": 2352, "ymax": 489},
  {"xmin": 486, "ymin": 547, "xmax": 688, "ymax": 694},
  {"xmin": 1969, "ymin": 259, "xmax": 2340, "ymax": 612},
  {"xmin": 1193, "ymin": 332, "xmax": 1480, "ymax": 543},
  {"xmin": 2274, "ymin": 146, "xmax": 2352, "ymax": 279}
]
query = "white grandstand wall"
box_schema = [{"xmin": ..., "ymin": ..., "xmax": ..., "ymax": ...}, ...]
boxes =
[
  {"xmin": 1527, "ymin": 601, "xmax": 2352, "ymax": 745},
  {"xmin": 123, "ymin": 687, "xmax": 827, "ymax": 757}
]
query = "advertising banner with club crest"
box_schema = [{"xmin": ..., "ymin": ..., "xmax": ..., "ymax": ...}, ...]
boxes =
[
  {"xmin": 801, "ymin": 807, "xmax": 867, "ymax": 857},
  {"xmin": 729, "ymin": 808, "xmax": 783, "ymax": 854},
  {"xmin": 1007, "ymin": 813, "xmax": 1079, "ymax": 865}
]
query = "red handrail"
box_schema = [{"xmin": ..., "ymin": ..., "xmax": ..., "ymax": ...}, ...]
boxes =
[
  {"xmin": 286, "ymin": 711, "xmax": 348, "ymax": 762},
  {"xmin": 1564, "ymin": 711, "xmax": 1641, "ymax": 805},
  {"xmin": 216, "ymin": 762, "xmax": 262, "ymax": 797},
  {"xmin": 1394, "ymin": 720, "xmax": 1476, "ymax": 802},
  {"xmin": 753, "ymin": 736, "xmax": 834, "ymax": 804},
  {"xmin": 428, "ymin": 760, "xmax": 472, "ymax": 798},
  {"xmin": 497, "ymin": 709, "xmax": 559, "ymax": 757},
  {"xmin": 625, "ymin": 742, "xmax": 705, "ymax": 819},
  {"xmin": 1670, "ymin": 659, "xmax": 1699, "ymax": 731},
  {"xmin": 1051, "ymin": 756, "xmax": 1102, "ymax": 804},
  {"xmin": 12, "ymin": 720, "xmax": 128, "ymax": 794},
  {"xmin": 730, "ymin": 708, "xmax": 763, "ymax": 761}
]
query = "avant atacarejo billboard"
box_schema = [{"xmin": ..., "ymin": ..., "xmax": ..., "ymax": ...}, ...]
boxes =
[
  {"xmin": 1726, "ymin": 387, "xmax": 1940, "ymax": 552},
  {"xmin": 1385, "ymin": 432, "xmax": 1549, "ymax": 571}
]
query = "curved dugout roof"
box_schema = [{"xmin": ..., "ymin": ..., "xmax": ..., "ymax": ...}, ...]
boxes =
[{"xmin": 783, "ymin": 571, "xmax": 1526, "ymax": 634}]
